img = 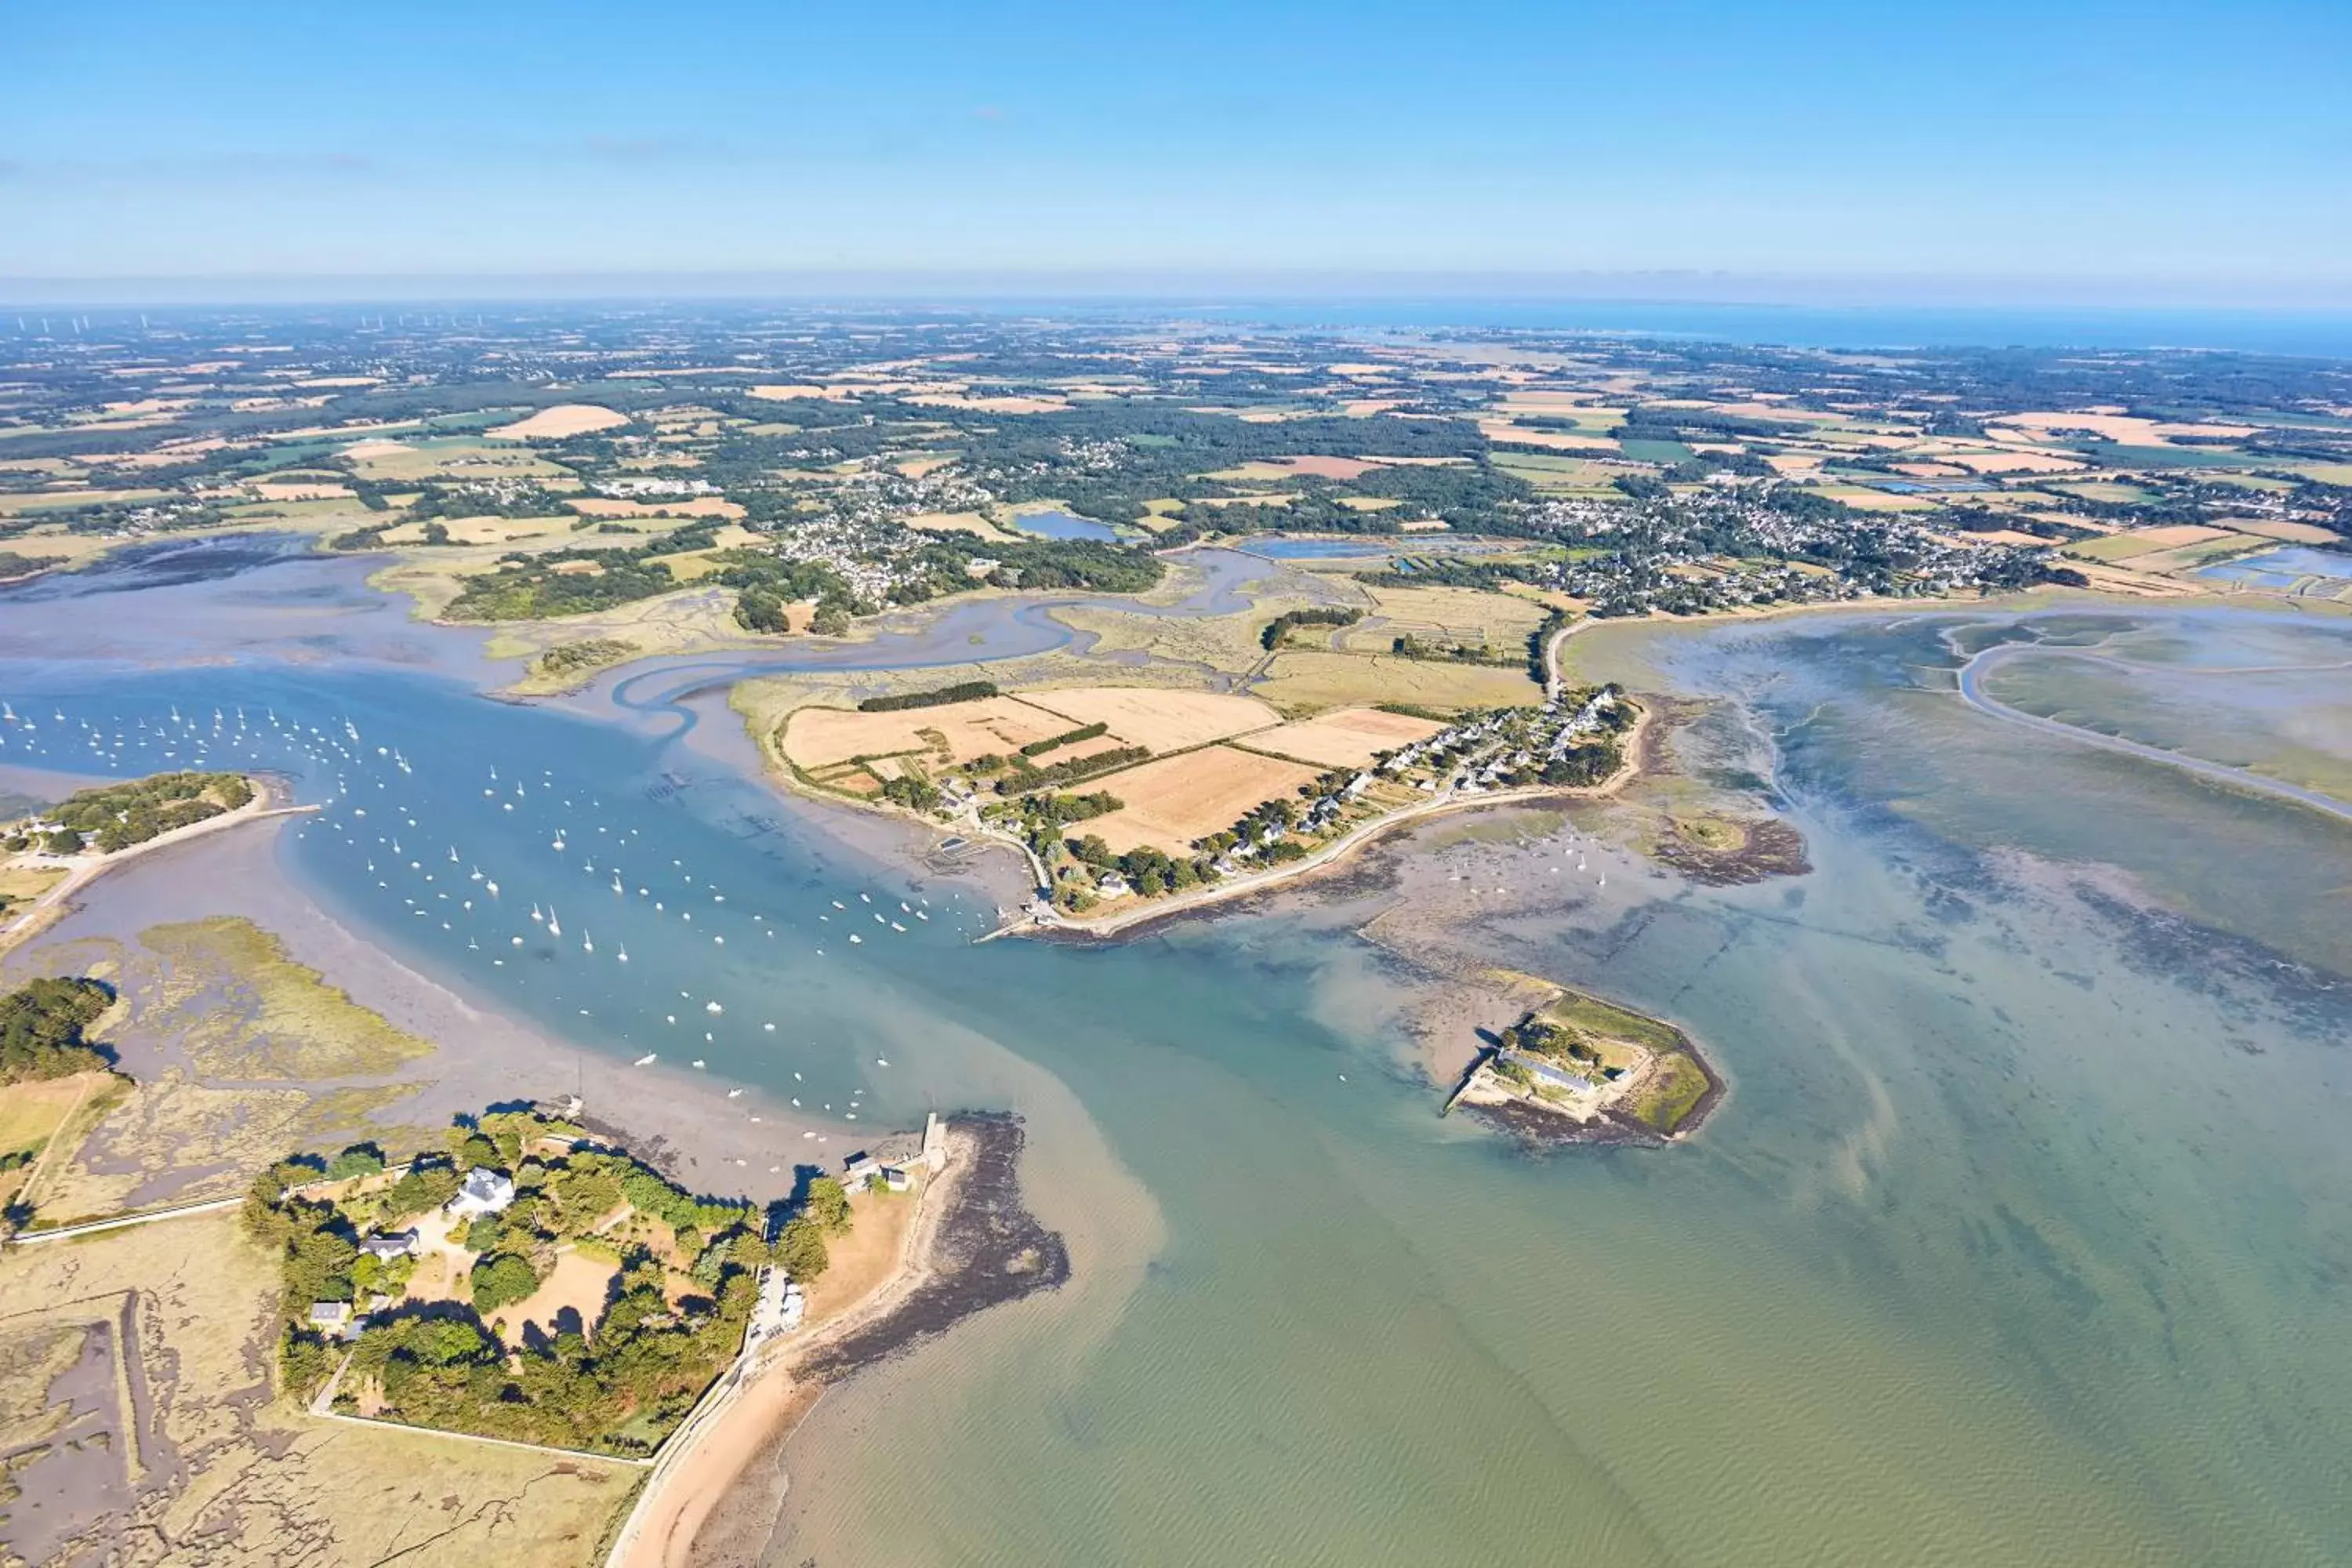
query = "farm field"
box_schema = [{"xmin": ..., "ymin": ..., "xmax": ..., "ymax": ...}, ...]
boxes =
[
  {"xmin": 1020, "ymin": 688, "xmax": 1279, "ymax": 752},
  {"xmin": 2065, "ymin": 526, "xmax": 2235, "ymax": 562},
  {"xmin": 489, "ymin": 404, "xmax": 633, "ymax": 441},
  {"xmin": 783, "ymin": 695, "xmax": 1080, "ymax": 771},
  {"xmin": 1079, "ymin": 746, "xmax": 1325, "ymax": 855},
  {"xmin": 342, "ymin": 437, "xmax": 575, "ymax": 484},
  {"xmin": 1240, "ymin": 706, "xmax": 1447, "ymax": 768}
]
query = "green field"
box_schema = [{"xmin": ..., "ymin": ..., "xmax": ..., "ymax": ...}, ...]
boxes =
[{"xmin": 2070, "ymin": 442, "xmax": 2250, "ymax": 469}]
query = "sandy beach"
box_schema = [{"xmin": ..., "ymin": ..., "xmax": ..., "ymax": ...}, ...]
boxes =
[{"xmin": 611, "ymin": 1116, "xmax": 1067, "ymax": 1568}]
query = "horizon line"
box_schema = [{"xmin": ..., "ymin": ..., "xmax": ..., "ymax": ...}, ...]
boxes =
[{"xmin": 5, "ymin": 267, "xmax": 2352, "ymax": 313}]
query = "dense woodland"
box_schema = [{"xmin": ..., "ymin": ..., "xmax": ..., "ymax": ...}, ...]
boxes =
[{"xmin": 0, "ymin": 976, "xmax": 115, "ymax": 1084}]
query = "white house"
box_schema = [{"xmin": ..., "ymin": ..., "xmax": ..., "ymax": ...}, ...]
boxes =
[
  {"xmin": 358, "ymin": 1229, "xmax": 419, "ymax": 1261},
  {"xmin": 447, "ymin": 1167, "xmax": 516, "ymax": 1221}
]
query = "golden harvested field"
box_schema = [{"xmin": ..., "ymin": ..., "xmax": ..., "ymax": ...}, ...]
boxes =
[
  {"xmin": 1081, "ymin": 747, "xmax": 1323, "ymax": 854},
  {"xmin": 784, "ymin": 696, "xmax": 1075, "ymax": 770},
  {"xmin": 568, "ymin": 495, "xmax": 744, "ymax": 520},
  {"xmin": 1240, "ymin": 706, "xmax": 1446, "ymax": 768},
  {"xmin": 490, "ymin": 403, "xmax": 633, "ymax": 440},
  {"xmin": 1254, "ymin": 649, "xmax": 1541, "ymax": 713},
  {"xmin": 1022, "ymin": 688, "xmax": 1281, "ymax": 753},
  {"xmin": 904, "ymin": 510, "xmax": 1011, "ymax": 538},
  {"xmin": 1821, "ymin": 488, "xmax": 1938, "ymax": 512}
]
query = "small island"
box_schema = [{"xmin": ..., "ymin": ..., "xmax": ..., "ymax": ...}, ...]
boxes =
[{"xmin": 1446, "ymin": 986, "xmax": 1721, "ymax": 1142}]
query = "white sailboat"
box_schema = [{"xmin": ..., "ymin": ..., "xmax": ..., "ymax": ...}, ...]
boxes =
[
  {"xmin": 548, "ymin": 906, "xmax": 561, "ymax": 938},
  {"xmin": 582, "ymin": 931, "xmax": 593, "ymax": 954},
  {"xmin": 531, "ymin": 903, "xmax": 543, "ymax": 923},
  {"xmin": 616, "ymin": 943, "xmax": 629, "ymax": 963}
]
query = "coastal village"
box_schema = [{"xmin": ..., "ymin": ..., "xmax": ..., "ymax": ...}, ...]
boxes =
[{"xmin": 769, "ymin": 671, "xmax": 1641, "ymax": 931}]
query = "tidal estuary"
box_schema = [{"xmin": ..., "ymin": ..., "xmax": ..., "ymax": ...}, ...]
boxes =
[{"xmin": 3, "ymin": 545, "xmax": 2347, "ymax": 1566}]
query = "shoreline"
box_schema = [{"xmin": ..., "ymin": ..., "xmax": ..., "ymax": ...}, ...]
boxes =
[
  {"xmin": 609, "ymin": 1113, "xmax": 1069, "ymax": 1568},
  {"xmin": 1034, "ymin": 700, "xmax": 1653, "ymax": 941},
  {"xmin": 0, "ymin": 772, "xmax": 314, "ymax": 961}
]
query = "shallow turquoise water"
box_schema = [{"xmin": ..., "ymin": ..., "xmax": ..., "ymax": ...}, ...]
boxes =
[{"xmin": 4, "ymin": 559, "xmax": 2348, "ymax": 1566}]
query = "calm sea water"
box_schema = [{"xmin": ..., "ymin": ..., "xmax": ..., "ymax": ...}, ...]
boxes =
[{"xmin": 3, "ymin": 554, "xmax": 2347, "ymax": 1566}]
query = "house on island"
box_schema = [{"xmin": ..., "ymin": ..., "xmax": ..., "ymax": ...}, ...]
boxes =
[
  {"xmin": 307, "ymin": 1301, "xmax": 361, "ymax": 1341},
  {"xmin": 447, "ymin": 1167, "xmax": 516, "ymax": 1221},
  {"xmin": 358, "ymin": 1229, "xmax": 419, "ymax": 1261},
  {"xmin": 1094, "ymin": 871, "xmax": 1132, "ymax": 899},
  {"xmin": 844, "ymin": 1150, "xmax": 916, "ymax": 1193},
  {"xmin": 1504, "ymin": 1051, "xmax": 1595, "ymax": 1096}
]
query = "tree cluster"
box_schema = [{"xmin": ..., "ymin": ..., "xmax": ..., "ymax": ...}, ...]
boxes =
[{"xmin": 0, "ymin": 977, "xmax": 115, "ymax": 1084}]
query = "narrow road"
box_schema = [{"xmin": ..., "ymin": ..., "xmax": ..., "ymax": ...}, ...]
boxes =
[{"xmin": 7, "ymin": 1194, "xmax": 243, "ymax": 1246}]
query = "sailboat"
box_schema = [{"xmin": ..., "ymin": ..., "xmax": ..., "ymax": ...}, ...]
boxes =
[
  {"xmin": 615, "ymin": 942, "xmax": 628, "ymax": 964},
  {"xmin": 582, "ymin": 931, "xmax": 593, "ymax": 954},
  {"xmin": 485, "ymin": 880, "xmax": 499, "ymax": 897},
  {"xmin": 531, "ymin": 903, "xmax": 544, "ymax": 923},
  {"xmin": 548, "ymin": 907, "xmax": 561, "ymax": 938},
  {"xmin": 612, "ymin": 874, "xmax": 623, "ymax": 894}
]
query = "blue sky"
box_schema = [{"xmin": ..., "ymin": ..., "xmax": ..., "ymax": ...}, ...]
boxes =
[{"xmin": 4, "ymin": 1, "xmax": 2347, "ymax": 301}]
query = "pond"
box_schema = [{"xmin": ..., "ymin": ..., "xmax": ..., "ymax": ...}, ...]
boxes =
[{"xmin": 1009, "ymin": 510, "xmax": 1120, "ymax": 542}]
